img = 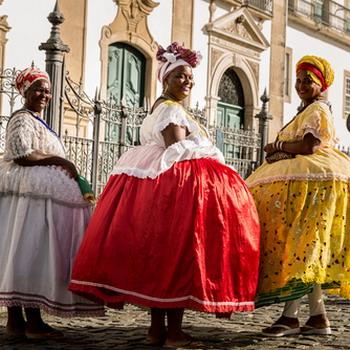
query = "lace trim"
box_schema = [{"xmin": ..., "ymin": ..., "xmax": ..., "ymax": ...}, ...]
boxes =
[
  {"xmin": 71, "ymin": 280, "xmax": 255, "ymax": 307},
  {"xmin": 280, "ymin": 120, "xmax": 322, "ymax": 140},
  {"xmin": 153, "ymin": 114, "xmax": 194, "ymax": 134},
  {"xmin": 279, "ymin": 102, "xmax": 337, "ymax": 145},
  {"xmin": 111, "ymin": 167, "xmax": 160, "ymax": 179},
  {"xmin": 248, "ymin": 172, "xmax": 350, "ymax": 188},
  {"xmin": 0, "ymin": 298, "xmax": 104, "ymax": 317}
]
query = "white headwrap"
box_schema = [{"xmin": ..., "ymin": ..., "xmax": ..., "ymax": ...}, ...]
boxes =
[{"xmin": 157, "ymin": 58, "xmax": 190, "ymax": 84}]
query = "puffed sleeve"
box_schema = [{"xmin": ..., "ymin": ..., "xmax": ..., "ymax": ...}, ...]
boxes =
[
  {"xmin": 298, "ymin": 101, "xmax": 335, "ymax": 145},
  {"xmin": 5, "ymin": 111, "xmax": 37, "ymax": 159},
  {"xmin": 153, "ymin": 101, "xmax": 195, "ymax": 133}
]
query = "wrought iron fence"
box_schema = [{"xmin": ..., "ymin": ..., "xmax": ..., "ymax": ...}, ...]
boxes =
[
  {"xmin": 183, "ymin": 104, "xmax": 261, "ymax": 179},
  {"xmin": 288, "ymin": 0, "xmax": 350, "ymax": 33},
  {"xmin": 62, "ymin": 76, "xmax": 263, "ymax": 193},
  {"xmin": 0, "ymin": 68, "xmax": 263, "ymax": 195},
  {"xmin": 215, "ymin": 128, "xmax": 261, "ymax": 178},
  {"xmin": 0, "ymin": 68, "xmax": 22, "ymax": 154}
]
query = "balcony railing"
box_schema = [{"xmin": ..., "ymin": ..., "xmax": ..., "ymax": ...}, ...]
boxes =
[
  {"xmin": 243, "ymin": 0, "xmax": 273, "ymax": 15},
  {"xmin": 289, "ymin": 0, "xmax": 350, "ymax": 34}
]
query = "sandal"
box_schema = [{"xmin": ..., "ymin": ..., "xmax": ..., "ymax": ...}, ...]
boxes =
[
  {"xmin": 301, "ymin": 324, "xmax": 331, "ymax": 335},
  {"xmin": 262, "ymin": 323, "xmax": 301, "ymax": 337}
]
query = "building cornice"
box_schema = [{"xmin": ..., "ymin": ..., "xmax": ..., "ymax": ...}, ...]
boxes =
[{"xmin": 288, "ymin": 13, "xmax": 350, "ymax": 52}]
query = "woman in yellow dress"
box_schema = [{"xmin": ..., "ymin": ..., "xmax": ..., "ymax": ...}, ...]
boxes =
[{"xmin": 246, "ymin": 55, "xmax": 350, "ymax": 336}]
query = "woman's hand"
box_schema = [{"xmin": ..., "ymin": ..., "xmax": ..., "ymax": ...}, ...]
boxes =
[
  {"xmin": 264, "ymin": 142, "xmax": 276, "ymax": 155},
  {"xmin": 57, "ymin": 160, "xmax": 78, "ymax": 179},
  {"xmin": 265, "ymin": 133, "xmax": 321, "ymax": 156}
]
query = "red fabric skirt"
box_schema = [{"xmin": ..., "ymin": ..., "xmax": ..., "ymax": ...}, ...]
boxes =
[{"xmin": 69, "ymin": 158, "xmax": 260, "ymax": 313}]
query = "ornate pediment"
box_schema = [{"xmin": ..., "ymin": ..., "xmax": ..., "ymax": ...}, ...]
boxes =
[
  {"xmin": 109, "ymin": 0, "xmax": 158, "ymax": 35},
  {"xmin": 204, "ymin": 7, "xmax": 269, "ymax": 53}
]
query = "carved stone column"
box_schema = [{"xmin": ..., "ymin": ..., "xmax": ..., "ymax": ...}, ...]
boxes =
[
  {"xmin": 0, "ymin": 15, "xmax": 9, "ymax": 72},
  {"xmin": 0, "ymin": 1, "xmax": 11, "ymax": 117},
  {"xmin": 39, "ymin": 1, "xmax": 70, "ymax": 136},
  {"xmin": 268, "ymin": 0, "xmax": 287, "ymax": 141}
]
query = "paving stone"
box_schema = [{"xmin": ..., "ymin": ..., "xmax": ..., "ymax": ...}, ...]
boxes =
[{"xmin": 1, "ymin": 298, "xmax": 350, "ymax": 349}]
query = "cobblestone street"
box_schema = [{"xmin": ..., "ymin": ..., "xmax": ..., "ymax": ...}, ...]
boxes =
[{"xmin": 1, "ymin": 297, "xmax": 350, "ymax": 350}]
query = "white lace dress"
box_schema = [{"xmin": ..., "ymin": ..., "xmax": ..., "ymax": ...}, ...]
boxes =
[{"xmin": 0, "ymin": 109, "xmax": 104, "ymax": 316}]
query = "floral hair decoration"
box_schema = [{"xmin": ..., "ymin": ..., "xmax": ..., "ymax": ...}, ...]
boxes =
[{"xmin": 156, "ymin": 42, "xmax": 202, "ymax": 83}]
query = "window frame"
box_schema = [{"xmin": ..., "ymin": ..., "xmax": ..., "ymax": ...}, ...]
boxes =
[
  {"xmin": 343, "ymin": 70, "xmax": 350, "ymax": 119},
  {"xmin": 284, "ymin": 47, "xmax": 293, "ymax": 103}
]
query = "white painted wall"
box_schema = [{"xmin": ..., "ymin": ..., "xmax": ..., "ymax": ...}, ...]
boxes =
[
  {"xmin": 148, "ymin": 0, "xmax": 173, "ymax": 100},
  {"xmin": 259, "ymin": 20, "xmax": 271, "ymax": 103},
  {"xmin": 284, "ymin": 26, "xmax": 350, "ymax": 146},
  {"xmin": 191, "ymin": 0, "xmax": 210, "ymax": 108},
  {"xmin": 84, "ymin": 0, "xmax": 116, "ymax": 96},
  {"xmin": 1, "ymin": 0, "xmax": 54, "ymax": 71}
]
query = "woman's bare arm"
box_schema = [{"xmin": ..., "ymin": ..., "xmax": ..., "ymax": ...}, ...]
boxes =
[
  {"xmin": 14, "ymin": 151, "xmax": 78, "ymax": 178},
  {"xmin": 161, "ymin": 123, "xmax": 187, "ymax": 148},
  {"xmin": 264, "ymin": 133, "xmax": 321, "ymax": 156}
]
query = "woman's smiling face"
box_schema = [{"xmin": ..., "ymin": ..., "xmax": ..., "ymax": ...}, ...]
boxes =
[
  {"xmin": 25, "ymin": 79, "xmax": 52, "ymax": 113},
  {"xmin": 164, "ymin": 65, "xmax": 194, "ymax": 101},
  {"xmin": 295, "ymin": 70, "xmax": 322, "ymax": 104}
]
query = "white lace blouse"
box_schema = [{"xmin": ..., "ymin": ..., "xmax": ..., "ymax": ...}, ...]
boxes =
[
  {"xmin": 0, "ymin": 110, "xmax": 88, "ymax": 206},
  {"xmin": 111, "ymin": 100, "xmax": 226, "ymax": 179}
]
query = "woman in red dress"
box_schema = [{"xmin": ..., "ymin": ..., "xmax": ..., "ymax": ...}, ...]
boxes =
[{"xmin": 69, "ymin": 43, "xmax": 260, "ymax": 348}]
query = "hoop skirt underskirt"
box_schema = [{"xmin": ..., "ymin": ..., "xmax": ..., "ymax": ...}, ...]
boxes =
[{"xmin": 69, "ymin": 158, "xmax": 260, "ymax": 313}]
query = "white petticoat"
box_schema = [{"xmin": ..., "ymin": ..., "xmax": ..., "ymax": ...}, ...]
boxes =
[
  {"xmin": 0, "ymin": 195, "xmax": 104, "ymax": 316},
  {"xmin": 111, "ymin": 139, "xmax": 225, "ymax": 179},
  {"xmin": 0, "ymin": 160, "xmax": 89, "ymax": 206}
]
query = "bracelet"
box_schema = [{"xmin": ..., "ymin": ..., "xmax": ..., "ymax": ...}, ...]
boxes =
[{"xmin": 274, "ymin": 140, "xmax": 284, "ymax": 151}]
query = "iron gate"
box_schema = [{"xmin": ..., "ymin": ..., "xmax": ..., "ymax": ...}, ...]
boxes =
[{"xmin": 0, "ymin": 68, "xmax": 263, "ymax": 195}]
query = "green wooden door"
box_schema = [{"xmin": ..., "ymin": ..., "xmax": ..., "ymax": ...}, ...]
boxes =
[
  {"xmin": 216, "ymin": 68, "xmax": 245, "ymax": 159},
  {"xmin": 107, "ymin": 43, "xmax": 145, "ymax": 107},
  {"xmin": 217, "ymin": 102, "xmax": 242, "ymax": 129},
  {"xmin": 106, "ymin": 43, "xmax": 146, "ymax": 143}
]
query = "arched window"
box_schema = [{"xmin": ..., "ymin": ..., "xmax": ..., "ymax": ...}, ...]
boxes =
[
  {"xmin": 107, "ymin": 43, "xmax": 146, "ymax": 107},
  {"xmin": 217, "ymin": 68, "xmax": 245, "ymax": 129}
]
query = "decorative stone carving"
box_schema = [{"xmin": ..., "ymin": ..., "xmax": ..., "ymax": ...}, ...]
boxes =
[
  {"xmin": 0, "ymin": 15, "xmax": 10, "ymax": 38},
  {"xmin": 247, "ymin": 60, "xmax": 259, "ymax": 83},
  {"xmin": 209, "ymin": 0, "xmax": 216, "ymax": 23},
  {"xmin": 211, "ymin": 48, "xmax": 223, "ymax": 68},
  {"xmin": 204, "ymin": 7, "xmax": 269, "ymax": 54},
  {"xmin": 114, "ymin": 0, "xmax": 158, "ymax": 32},
  {"xmin": 223, "ymin": 15, "xmax": 253, "ymax": 41}
]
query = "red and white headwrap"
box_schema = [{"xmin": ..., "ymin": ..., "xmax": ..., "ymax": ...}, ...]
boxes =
[
  {"xmin": 157, "ymin": 42, "xmax": 202, "ymax": 84},
  {"xmin": 15, "ymin": 66, "xmax": 51, "ymax": 97}
]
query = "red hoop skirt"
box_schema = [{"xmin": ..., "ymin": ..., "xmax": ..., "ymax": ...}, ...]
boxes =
[{"xmin": 69, "ymin": 158, "xmax": 260, "ymax": 313}]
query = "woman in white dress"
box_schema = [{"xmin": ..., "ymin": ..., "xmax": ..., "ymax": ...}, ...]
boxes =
[{"xmin": 0, "ymin": 66, "xmax": 103, "ymax": 339}]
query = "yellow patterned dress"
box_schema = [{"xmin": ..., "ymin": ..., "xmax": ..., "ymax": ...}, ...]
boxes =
[{"xmin": 246, "ymin": 101, "xmax": 350, "ymax": 306}]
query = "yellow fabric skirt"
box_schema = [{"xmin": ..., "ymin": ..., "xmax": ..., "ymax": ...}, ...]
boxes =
[{"xmin": 249, "ymin": 179, "xmax": 350, "ymax": 298}]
